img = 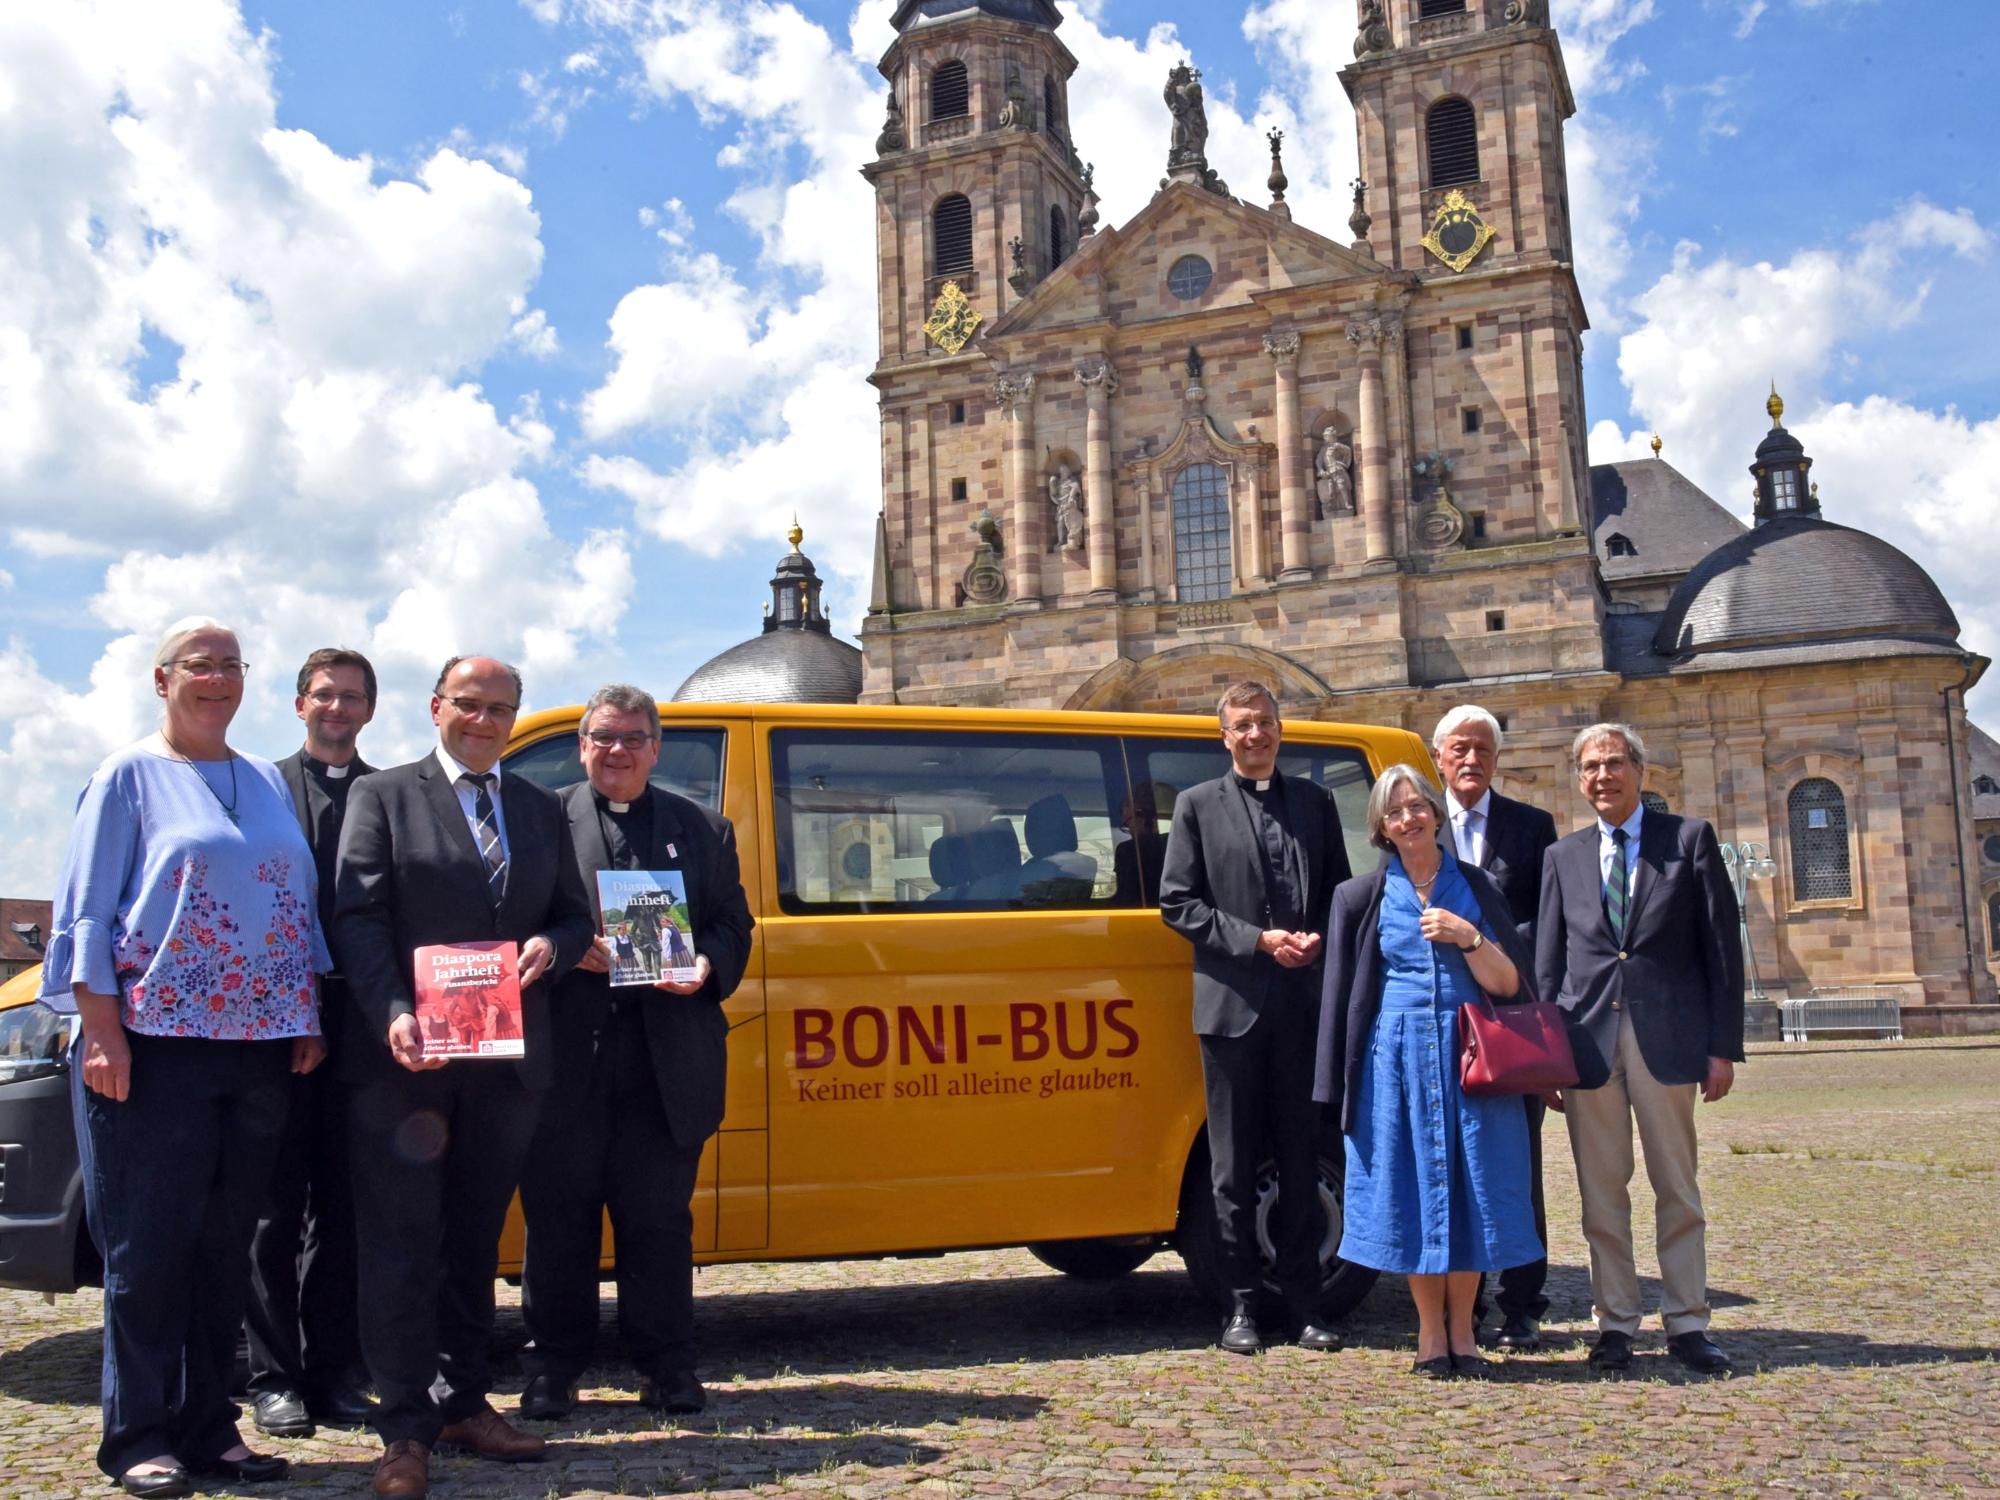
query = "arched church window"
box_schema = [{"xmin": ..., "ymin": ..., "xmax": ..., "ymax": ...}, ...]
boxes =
[
  {"xmin": 930, "ymin": 60, "xmax": 969, "ymax": 121},
  {"xmin": 1641, "ymin": 791, "xmax": 1670, "ymax": 815},
  {"xmin": 932, "ymin": 194, "xmax": 973, "ymax": 276},
  {"xmin": 1426, "ymin": 97, "xmax": 1480, "ymax": 187},
  {"xmin": 1049, "ymin": 205, "xmax": 1067, "ymax": 269},
  {"xmin": 1788, "ymin": 777, "xmax": 1852, "ymax": 901},
  {"xmin": 1167, "ymin": 254, "xmax": 1212, "ymax": 301},
  {"xmin": 1043, "ymin": 75, "xmax": 1061, "ymax": 137},
  {"xmin": 1172, "ymin": 464, "xmax": 1233, "ymax": 603}
]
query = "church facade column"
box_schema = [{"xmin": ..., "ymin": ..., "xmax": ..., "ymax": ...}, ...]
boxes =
[
  {"xmin": 1075, "ymin": 359, "xmax": 1119, "ymax": 596},
  {"xmin": 1264, "ymin": 331, "xmax": 1310, "ymax": 579},
  {"xmin": 1348, "ymin": 313, "xmax": 1399, "ymax": 569},
  {"xmin": 994, "ymin": 372, "xmax": 1039, "ymax": 602}
]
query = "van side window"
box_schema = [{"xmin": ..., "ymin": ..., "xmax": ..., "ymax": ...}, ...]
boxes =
[
  {"xmin": 503, "ymin": 729, "xmax": 726, "ymax": 812},
  {"xmin": 1126, "ymin": 737, "xmax": 1378, "ymax": 902},
  {"xmin": 771, "ymin": 729, "xmax": 1133, "ymax": 913}
]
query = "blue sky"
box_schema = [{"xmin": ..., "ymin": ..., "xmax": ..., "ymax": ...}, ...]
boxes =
[{"xmin": 1, "ymin": 0, "xmax": 1996, "ymax": 892}]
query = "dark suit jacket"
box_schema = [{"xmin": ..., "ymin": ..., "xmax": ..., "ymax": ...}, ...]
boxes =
[
  {"xmin": 277, "ymin": 749, "xmax": 376, "ymax": 942},
  {"xmin": 1311, "ymin": 858, "xmax": 1538, "ymax": 1131},
  {"xmin": 1534, "ymin": 811, "xmax": 1745, "ymax": 1090},
  {"xmin": 557, "ymin": 781, "xmax": 755, "ymax": 1149},
  {"xmin": 1159, "ymin": 771, "xmax": 1352, "ymax": 1038},
  {"xmin": 1465, "ymin": 789, "xmax": 1557, "ymax": 938},
  {"xmin": 331, "ymin": 753, "xmax": 596, "ymax": 1092}
]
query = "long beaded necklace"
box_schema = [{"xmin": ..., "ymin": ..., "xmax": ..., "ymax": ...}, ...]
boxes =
[{"xmin": 163, "ymin": 731, "xmax": 241, "ymax": 825}]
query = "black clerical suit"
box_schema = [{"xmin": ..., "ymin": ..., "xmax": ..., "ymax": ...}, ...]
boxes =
[
  {"xmin": 1451, "ymin": 789, "xmax": 1559, "ymax": 1327},
  {"xmin": 332, "ymin": 751, "xmax": 594, "ymax": 1447},
  {"xmin": 243, "ymin": 750, "xmax": 375, "ymax": 1409},
  {"xmin": 1159, "ymin": 771, "xmax": 1350, "ymax": 1318},
  {"xmin": 519, "ymin": 782, "xmax": 754, "ymax": 1388}
]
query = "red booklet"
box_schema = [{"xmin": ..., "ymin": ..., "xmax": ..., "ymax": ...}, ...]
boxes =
[{"xmin": 412, "ymin": 941, "xmax": 525, "ymax": 1060}]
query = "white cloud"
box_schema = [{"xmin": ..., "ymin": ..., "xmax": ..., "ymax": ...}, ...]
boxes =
[
  {"xmin": 509, "ymin": 305, "xmax": 561, "ymax": 358},
  {"xmin": 0, "ymin": 569, "xmax": 12, "ymax": 591}
]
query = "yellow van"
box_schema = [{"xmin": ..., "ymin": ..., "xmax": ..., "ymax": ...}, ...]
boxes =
[{"xmin": 493, "ymin": 701, "xmax": 1429, "ymax": 1318}]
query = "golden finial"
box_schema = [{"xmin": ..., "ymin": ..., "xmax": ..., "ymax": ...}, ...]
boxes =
[
  {"xmin": 1766, "ymin": 381, "xmax": 1784, "ymax": 429},
  {"xmin": 787, "ymin": 514, "xmax": 804, "ymax": 552},
  {"xmin": 1650, "ymin": 433, "xmax": 1662, "ymax": 458}
]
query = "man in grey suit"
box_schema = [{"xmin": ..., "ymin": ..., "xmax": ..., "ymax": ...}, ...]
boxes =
[
  {"xmin": 1536, "ymin": 722, "xmax": 1743, "ymax": 1375},
  {"xmin": 1160, "ymin": 681, "xmax": 1351, "ymax": 1354},
  {"xmin": 518, "ymin": 684, "xmax": 754, "ymax": 1421}
]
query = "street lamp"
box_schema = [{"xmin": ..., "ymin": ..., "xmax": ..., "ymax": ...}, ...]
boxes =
[{"xmin": 1719, "ymin": 841, "xmax": 1778, "ymax": 1004}]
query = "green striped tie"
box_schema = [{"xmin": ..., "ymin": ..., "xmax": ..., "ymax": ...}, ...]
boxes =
[{"xmin": 1604, "ymin": 827, "xmax": 1629, "ymax": 942}]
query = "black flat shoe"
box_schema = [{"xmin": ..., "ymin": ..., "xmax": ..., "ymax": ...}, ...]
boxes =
[
  {"xmin": 1218, "ymin": 1313, "xmax": 1262, "ymax": 1355},
  {"xmin": 189, "ymin": 1451, "xmax": 289, "ymax": 1484},
  {"xmin": 518, "ymin": 1373, "xmax": 577, "ymax": 1422},
  {"xmin": 117, "ymin": 1468, "xmax": 191, "ymax": 1500},
  {"xmin": 1449, "ymin": 1350, "xmax": 1494, "ymax": 1377},
  {"xmin": 250, "ymin": 1389, "xmax": 314, "ymax": 1439},
  {"xmin": 640, "ymin": 1370, "xmax": 706, "ymax": 1415},
  {"xmin": 307, "ymin": 1383, "xmax": 379, "ymax": 1428},
  {"xmin": 1410, "ymin": 1355, "xmax": 1454, "ymax": 1380}
]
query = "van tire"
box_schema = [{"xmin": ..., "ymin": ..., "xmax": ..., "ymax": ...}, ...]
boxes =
[
  {"xmin": 1027, "ymin": 1238, "xmax": 1160, "ymax": 1280},
  {"xmin": 1175, "ymin": 1124, "xmax": 1378, "ymax": 1321}
]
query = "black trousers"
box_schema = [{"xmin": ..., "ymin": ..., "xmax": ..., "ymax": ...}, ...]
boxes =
[
  {"xmin": 74, "ymin": 1034, "xmax": 292, "ymax": 1478},
  {"xmin": 244, "ymin": 1009, "xmax": 362, "ymax": 1398},
  {"xmin": 1476, "ymin": 1092, "xmax": 1551, "ymax": 1323},
  {"xmin": 519, "ymin": 1043, "xmax": 703, "ymax": 1383},
  {"xmin": 347, "ymin": 1061, "xmax": 540, "ymax": 1447},
  {"xmin": 1197, "ymin": 998, "xmax": 1324, "ymax": 1317}
]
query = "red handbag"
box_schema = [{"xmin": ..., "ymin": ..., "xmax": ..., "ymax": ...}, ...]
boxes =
[{"xmin": 1458, "ymin": 994, "xmax": 1579, "ymax": 1097}]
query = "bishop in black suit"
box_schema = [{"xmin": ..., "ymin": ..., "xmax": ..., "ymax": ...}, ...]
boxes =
[
  {"xmin": 1159, "ymin": 683, "xmax": 1350, "ymax": 1354},
  {"xmin": 332, "ymin": 656, "xmax": 594, "ymax": 1495},
  {"xmin": 517, "ymin": 685, "xmax": 754, "ymax": 1420},
  {"xmin": 1431, "ymin": 706, "xmax": 1558, "ymax": 1349}
]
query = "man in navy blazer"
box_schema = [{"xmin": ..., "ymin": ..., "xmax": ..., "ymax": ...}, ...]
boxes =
[
  {"xmin": 1160, "ymin": 681, "xmax": 1351, "ymax": 1355},
  {"xmin": 1432, "ymin": 705, "xmax": 1558, "ymax": 1351},
  {"xmin": 1535, "ymin": 722, "xmax": 1743, "ymax": 1375},
  {"xmin": 334, "ymin": 656, "xmax": 595, "ymax": 1497}
]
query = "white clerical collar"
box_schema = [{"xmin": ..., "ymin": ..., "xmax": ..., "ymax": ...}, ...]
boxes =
[
  {"xmin": 608, "ymin": 800, "xmax": 631, "ymax": 814},
  {"xmin": 435, "ymin": 742, "xmax": 501, "ymax": 785},
  {"xmin": 325, "ymin": 763, "xmax": 349, "ymax": 780}
]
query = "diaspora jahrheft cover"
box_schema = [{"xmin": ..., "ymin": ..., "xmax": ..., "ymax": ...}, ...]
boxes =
[
  {"xmin": 412, "ymin": 940, "xmax": 525, "ymax": 1059},
  {"xmin": 596, "ymin": 870, "xmax": 699, "ymax": 987}
]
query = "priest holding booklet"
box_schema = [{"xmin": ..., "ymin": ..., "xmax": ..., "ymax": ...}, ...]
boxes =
[
  {"xmin": 517, "ymin": 683, "xmax": 755, "ymax": 1423},
  {"xmin": 331, "ymin": 656, "xmax": 594, "ymax": 1500}
]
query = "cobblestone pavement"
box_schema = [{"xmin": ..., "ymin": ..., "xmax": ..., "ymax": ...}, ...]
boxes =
[{"xmin": 4, "ymin": 1039, "xmax": 1996, "ymax": 1498}]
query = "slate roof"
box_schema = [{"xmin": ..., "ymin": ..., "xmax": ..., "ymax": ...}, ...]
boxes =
[
  {"xmin": 1, "ymin": 898, "xmax": 52, "ymax": 967},
  {"xmin": 1589, "ymin": 459, "xmax": 1746, "ymax": 582},
  {"xmin": 890, "ymin": 0, "xmax": 1061, "ymax": 31},
  {"xmin": 672, "ymin": 630, "xmax": 864, "ymax": 705}
]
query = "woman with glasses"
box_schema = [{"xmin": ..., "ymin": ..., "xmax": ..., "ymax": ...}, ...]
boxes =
[
  {"xmin": 41, "ymin": 617, "xmax": 329, "ymax": 1497},
  {"xmin": 1312, "ymin": 763, "xmax": 1541, "ymax": 1378}
]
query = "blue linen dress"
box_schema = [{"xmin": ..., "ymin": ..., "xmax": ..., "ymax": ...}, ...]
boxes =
[{"xmin": 1337, "ymin": 845, "xmax": 1542, "ymax": 1275}]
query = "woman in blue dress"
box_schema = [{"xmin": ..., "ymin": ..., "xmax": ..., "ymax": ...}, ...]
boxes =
[{"xmin": 1313, "ymin": 764, "xmax": 1542, "ymax": 1377}]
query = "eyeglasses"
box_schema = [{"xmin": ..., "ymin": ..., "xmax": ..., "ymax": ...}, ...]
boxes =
[
  {"xmin": 1222, "ymin": 716, "xmax": 1278, "ymax": 736},
  {"xmin": 1384, "ymin": 801, "xmax": 1434, "ymax": 824},
  {"xmin": 169, "ymin": 658, "xmax": 249, "ymax": 680},
  {"xmin": 583, "ymin": 730, "xmax": 657, "ymax": 752},
  {"xmin": 305, "ymin": 690, "xmax": 369, "ymax": 708},
  {"xmin": 1579, "ymin": 756, "xmax": 1632, "ymax": 776},
  {"xmin": 441, "ymin": 696, "xmax": 519, "ymax": 720}
]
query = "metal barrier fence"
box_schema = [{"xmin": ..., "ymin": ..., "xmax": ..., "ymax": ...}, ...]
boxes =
[{"xmin": 1778, "ymin": 987, "xmax": 1905, "ymax": 1042}]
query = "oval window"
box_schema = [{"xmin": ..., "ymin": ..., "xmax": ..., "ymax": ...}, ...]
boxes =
[{"xmin": 1167, "ymin": 254, "xmax": 1213, "ymax": 301}]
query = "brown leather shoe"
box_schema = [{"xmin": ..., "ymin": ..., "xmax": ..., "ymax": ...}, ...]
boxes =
[
  {"xmin": 436, "ymin": 1406, "xmax": 546, "ymax": 1463},
  {"xmin": 371, "ymin": 1440, "xmax": 429, "ymax": 1498}
]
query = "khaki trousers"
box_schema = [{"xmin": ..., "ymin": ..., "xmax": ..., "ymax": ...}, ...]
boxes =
[{"xmin": 1563, "ymin": 1015, "xmax": 1711, "ymax": 1336}]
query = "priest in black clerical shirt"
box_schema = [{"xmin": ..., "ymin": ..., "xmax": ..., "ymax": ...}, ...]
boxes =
[
  {"xmin": 247, "ymin": 649, "xmax": 380, "ymax": 1438},
  {"xmin": 1159, "ymin": 681, "xmax": 1351, "ymax": 1355},
  {"xmin": 517, "ymin": 684, "xmax": 754, "ymax": 1422}
]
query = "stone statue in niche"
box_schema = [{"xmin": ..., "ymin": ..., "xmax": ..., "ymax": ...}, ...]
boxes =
[
  {"xmin": 1049, "ymin": 463, "xmax": 1085, "ymax": 552},
  {"xmin": 1315, "ymin": 428, "xmax": 1354, "ymax": 518},
  {"xmin": 999, "ymin": 67, "xmax": 1031, "ymax": 131}
]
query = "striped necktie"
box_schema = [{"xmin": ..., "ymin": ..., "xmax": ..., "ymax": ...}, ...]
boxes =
[
  {"xmin": 462, "ymin": 772, "xmax": 508, "ymax": 910},
  {"xmin": 1604, "ymin": 826, "xmax": 1629, "ymax": 943}
]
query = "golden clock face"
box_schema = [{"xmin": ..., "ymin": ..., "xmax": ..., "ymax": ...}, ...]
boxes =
[
  {"xmin": 923, "ymin": 280, "xmax": 983, "ymax": 354},
  {"xmin": 1421, "ymin": 190, "xmax": 1496, "ymax": 274}
]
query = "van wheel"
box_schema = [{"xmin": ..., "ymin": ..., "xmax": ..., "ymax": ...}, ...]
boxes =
[
  {"xmin": 1027, "ymin": 1237, "xmax": 1159, "ymax": 1280},
  {"xmin": 1175, "ymin": 1126, "xmax": 1378, "ymax": 1321}
]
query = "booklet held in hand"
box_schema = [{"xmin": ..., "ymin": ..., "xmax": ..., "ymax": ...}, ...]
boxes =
[
  {"xmin": 413, "ymin": 940, "xmax": 525, "ymax": 1059},
  {"xmin": 596, "ymin": 870, "xmax": 700, "ymax": 987}
]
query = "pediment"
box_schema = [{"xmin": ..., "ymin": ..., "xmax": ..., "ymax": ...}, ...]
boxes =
[{"xmin": 986, "ymin": 181, "xmax": 1390, "ymax": 343}]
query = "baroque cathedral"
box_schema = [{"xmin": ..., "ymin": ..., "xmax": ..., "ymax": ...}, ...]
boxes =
[{"xmin": 720, "ymin": 0, "xmax": 1996, "ymax": 1018}]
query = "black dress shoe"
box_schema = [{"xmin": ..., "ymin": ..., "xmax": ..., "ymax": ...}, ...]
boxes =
[
  {"xmin": 1409, "ymin": 1355, "xmax": 1454, "ymax": 1380},
  {"xmin": 1218, "ymin": 1313, "xmax": 1262, "ymax": 1355},
  {"xmin": 1449, "ymin": 1350, "xmax": 1494, "ymax": 1377},
  {"xmin": 1494, "ymin": 1314, "xmax": 1542, "ymax": 1351},
  {"xmin": 1296, "ymin": 1323, "xmax": 1340, "ymax": 1352},
  {"xmin": 117, "ymin": 1468, "xmax": 191, "ymax": 1500},
  {"xmin": 518, "ymin": 1373, "xmax": 577, "ymax": 1422},
  {"xmin": 640, "ymin": 1370, "xmax": 706, "ymax": 1415},
  {"xmin": 251, "ymin": 1389, "xmax": 315, "ymax": 1439},
  {"xmin": 1587, "ymin": 1330, "xmax": 1635, "ymax": 1372},
  {"xmin": 189, "ymin": 1451, "xmax": 290, "ymax": 1483},
  {"xmin": 1667, "ymin": 1331, "xmax": 1733, "ymax": 1373},
  {"xmin": 308, "ymin": 1383, "xmax": 379, "ymax": 1428}
]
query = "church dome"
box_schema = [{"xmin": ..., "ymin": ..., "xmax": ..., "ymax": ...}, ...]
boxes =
[{"xmin": 673, "ymin": 523, "xmax": 864, "ymax": 705}]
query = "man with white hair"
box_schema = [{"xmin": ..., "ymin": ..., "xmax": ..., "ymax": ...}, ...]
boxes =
[
  {"xmin": 1537, "ymin": 722, "xmax": 1743, "ymax": 1376},
  {"xmin": 1431, "ymin": 704, "xmax": 1557, "ymax": 1351}
]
